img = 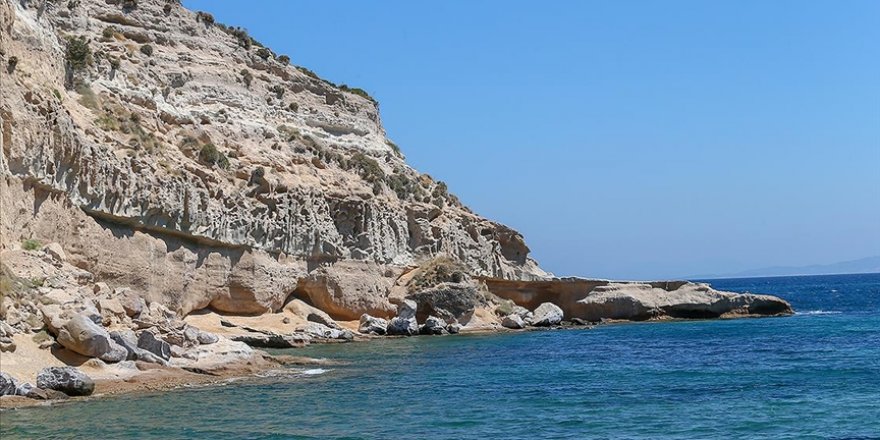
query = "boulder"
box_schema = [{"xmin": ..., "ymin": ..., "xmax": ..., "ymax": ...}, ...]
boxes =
[
  {"xmin": 197, "ymin": 330, "xmax": 219, "ymax": 345},
  {"xmin": 386, "ymin": 316, "xmax": 418, "ymax": 336},
  {"xmin": 39, "ymin": 303, "xmax": 67, "ymax": 335},
  {"xmin": 0, "ymin": 337, "xmax": 15, "ymax": 352},
  {"xmin": 358, "ymin": 314, "xmax": 387, "ymax": 335},
  {"xmin": 57, "ymin": 314, "xmax": 128, "ymax": 362},
  {"xmin": 117, "ymin": 289, "xmax": 145, "ymax": 317},
  {"xmin": 293, "ymin": 261, "xmax": 397, "ymax": 320},
  {"xmin": 0, "ymin": 372, "xmax": 18, "ymax": 396},
  {"xmin": 36, "ymin": 367, "xmax": 95, "ymax": 396},
  {"xmin": 501, "ymin": 314, "xmax": 525, "ymax": 329},
  {"xmin": 183, "ymin": 325, "xmax": 200, "ymax": 344},
  {"xmin": 42, "ymin": 243, "xmax": 66, "ymax": 262},
  {"xmin": 97, "ymin": 298, "xmax": 127, "ymax": 322},
  {"xmin": 386, "ymin": 300, "xmax": 419, "ymax": 336},
  {"xmin": 419, "ymin": 316, "xmax": 447, "ymax": 335},
  {"xmin": 530, "ymin": 302, "xmax": 564, "ymax": 327},
  {"xmin": 299, "ymin": 322, "xmax": 354, "ymax": 341},
  {"xmin": 20, "ymin": 386, "xmax": 69, "ymax": 400},
  {"xmin": 231, "ymin": 333, "xmax": 310, "ymax": 348},
  {"xmin": 407, "ymin": 282, "xmax": 486, "ymax": 323},
  {"xmin": 446, "ymin": 323, "xmax": 462, "ymax": 334},
  {"xmin": 137, "ymin": 331, "xmax": 172, "ymax": 361}
]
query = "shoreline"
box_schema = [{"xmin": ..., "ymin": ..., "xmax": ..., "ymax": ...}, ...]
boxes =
[{"xmin": 1, "ymin": 312, "xmax": 792, "ymax": 411}]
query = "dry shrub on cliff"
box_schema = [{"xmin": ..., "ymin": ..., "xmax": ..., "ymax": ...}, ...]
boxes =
[
  {"xmin": 409, "ymin": 256, "xmax": 470, "ymax": 292},
  {"xmin": 65, "ymin": 36, "xmax": 91, "ymax": 71}
]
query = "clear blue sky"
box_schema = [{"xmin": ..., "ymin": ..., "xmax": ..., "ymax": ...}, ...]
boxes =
[{"xmin": 184, "ymin": 0, "xmax": 880, "ymax": 280}]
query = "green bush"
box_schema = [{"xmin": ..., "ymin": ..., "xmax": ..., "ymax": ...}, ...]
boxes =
[
  {"xmin": 199, "ymin": 143, "xmax": 230, "ymax": 169},
  {"xmin": 385, "ymin": 139, "xmax": 401, "ymax": 157},
  {"xmin": 269, "ymin": 84, "xmax": 285, "ymax": 99},
  {"xmin": 350, "ymin": 152, "xmax": 384, "ymax": 183},
  {"xmin": 297, "ymin": 66, "xmax": 319, "ymax": 80},
  {"xmin": 65, "ymin": 36, "xmax": 91, "ymax": 71},
  {"xmin": 139, "ymin": 44, "xmax": 153, "ymax": 56},
  {"xmin": 102, "ymin": 26, "xmax": 118, "ymax": 40},
  {"xmin": 6, "ymin": 56, "xmax": 17, "ymax": 73},
  {"xmin": 240, "ymin": 69, "xmax": 252, "ymax": 87},
  {"xmin": 288, "ymin": 102, "xmax": 299, "ymax": 112},
  {"xmin": 22, "ymin": 239, "xmax": 42, "ymax": 251},
  {"xmin": 277, "ymin": 54, "xmax": 290, "ymax": 65},
  {"xmin": 256, "ymin": 47, "xmax": 271, "ymax": 60},
  {"xmin": 196, "ymin": 11, "xmax": 214, "ymax": 25},
  {"xmin": 339, "ymin": 84, "xmax": 376, "ymax": 102}
]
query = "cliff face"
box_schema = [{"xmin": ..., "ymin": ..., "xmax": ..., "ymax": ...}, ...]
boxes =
[{"xmin": 0, "ymin": 0, "xmax": 547, "ymax": 316}]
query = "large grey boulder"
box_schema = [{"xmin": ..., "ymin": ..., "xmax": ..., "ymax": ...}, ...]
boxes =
[
  {"xmin": 0, "ymin": 372, "xmax": 18, "ymax": 396},
  {"xmin": 137, "ymin": 331, "xmax": 172, "ymax": 361},
  {"xmin": 419, "ymin": 316, "xmax": 447, "ymax": 335},
  {"xmin": 530, "ymin": 302, "xmax": 564, "ymax": 327},
  {"xmin": 358, "ymin": 314, "xmax": 388, "ymax": 335},
  {"xmin": 300, "ymin": 322, "xmax": 354, "ymax": 341},
  {"xmin": 57, "ymin": 314, "xmax": 128, "ymax": 362},
  {"xmin": 386, "ymin": 300, "xmax": 419, "ymax": 336},
  {"xmin": 407, "ymin": 282, "xmax": 486, "ymax": 322},
  {"xmin": 502, "ymin": 314, "xmax": 526, "ymax": 329},
  {"xmin": 36, "ymin": 367, "xmax": 95, "ymax": 396},
  {"xmin": 110, "ymin": 330, "xmax": 167, "ymax": 364}
]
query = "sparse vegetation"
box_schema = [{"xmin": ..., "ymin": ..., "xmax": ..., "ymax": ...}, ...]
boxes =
[
  {"xmin": 198, "ymin": 143, "xmax": 230, "ymax": 169},
  {"xmin": 22, "ymin": 239, "xmax": 42, "ymax": 251},
  {"xmin": 339, "ymin": 84, "xmax": 376, "ymax": 103},
  {"xmin": 269, "ymin": 84, "xmax": 285, "ymax": 99},
  {"xmin": 409, "ymin": 256, "xmax": 470, "ymax": 292},
  {"xmin": 240, "ymin": 69, "xmax": 252, "ymax": 87},
  {"xmin": 75, "ymin": 83, "xmax": 99, "ymax": 110},
  {"xmin": 109, "ymin": 56, "xmax": 121, "ymax": 70},
  {"xmin": 102, "ymin": 26, "xmax": 119, "ymax": 40},
  {"xmin": 385, "ymin": 139, "xmax": 402, "ymax": 157},
  {"xmin": 196, "ymin": 11, "xmax": 215, "ymax": 25},
  {"xmin": 296, "ymin": 66, "xmax": 320, "ymax": 80},
  {"xmin": 349, "ymin": 152, "xmax": 385, "ymax": 183},
  {"xmin": 288, "ymin": 102, "xmax": 299, "ymax": 112},
  {"xmin": 221, "ymin": 26, "xmax": 252, "ymax": 49},
  {"xmin": 139, "ymin": 44, "xmax": 153, "ymax": 56},
  {"xmin": 277, "ymin": 54, "xmax": 290, "ymax": 65},
  {"xmin": 6, "ymin": 56, "xmax": 17, "ymax": 73},
  {"xmin": 65, "ymin": 36, "xmax": 92, "ymax": 71},
  {"xmin": 53, "ymin": 89, "xmax": 62, "ymax": 100},
  {"xmin": 256, "ymin": 47, "xmax": 271, "ymax": 60},
  {"xmin": 121, "ymin": 0, "xmax": 138, "ymax": 10}
]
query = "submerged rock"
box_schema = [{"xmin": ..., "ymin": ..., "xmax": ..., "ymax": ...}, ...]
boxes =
[
  {"xmin": 36, "ymin": 367, "xmax": 95, "ymax": 396},
  {"xmin": 530, "ymin": 303, "xmax": 564, "ymax": 327}
]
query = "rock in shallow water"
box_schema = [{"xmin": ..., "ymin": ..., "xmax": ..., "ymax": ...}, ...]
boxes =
[
  {"xmin": 530, "ymin": 303, "xmax": 564, "ymax": 327},
  {"xmin": 502, "ymin": 314, "xmax": 526, "ymax": 329},
  {"xmin": 36, "ymin": 367, "xmax": 95, "ymax": 396},
  {"xmin": 358, "ymin": 314, "xmax": 388, "ymax": 335},
  {"xmin": 419, "ymin": 316, "xmax": 447, "ymax": 335}
]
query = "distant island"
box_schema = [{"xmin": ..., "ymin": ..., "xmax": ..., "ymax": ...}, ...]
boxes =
[{"xmin": 689, "ymin": 256, "xmax": 880, "ymax": 279}]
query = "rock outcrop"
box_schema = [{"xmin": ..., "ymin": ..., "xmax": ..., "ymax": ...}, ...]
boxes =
[
  {"xmin": 36, "ymin": 367, "xmax": 95, "ymax": 397},
  {"xmin": 484, "ymin": 278, "xmax": 793, "ymax": 321}
]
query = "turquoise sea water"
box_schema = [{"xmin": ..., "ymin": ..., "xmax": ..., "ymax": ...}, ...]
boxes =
[{"xmin": 2, "ymin": 273, "xmax": 879, "ymax": 439}]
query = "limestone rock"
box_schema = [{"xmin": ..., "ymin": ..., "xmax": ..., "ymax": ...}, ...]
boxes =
[
  {"xmin": 419, "ymin": 316, "xmax": 447, "ymax": 335},
  {"xmin": 42, "ymin": 243, "xmax": 67, "ymax": 263},
  {"xmin": 231, "ymin": 333, "xmax": 310, "ymax": 348},
  {"xmin": 502, "ymin": 314, "xmax": 526, "ymax": 329},
  {"xmin": 0, "ymin": 372, "xmax": 18, "ymax": 396},
  {"xmin": 57, "ymin": 314, "xmax": 128, "ymax": 362},
  {"xmin": 117, "ymin": 289, "xmax": 146, "ymax": 318},
  {"xmin": 530, "ymin": 303, "xmax": 564, "ymax": 327},
  {"xmin": 446, "ymin": 323, "xmax": 462, "ymax": 334},
  {"xmin": 36, "ymin": 367, "xmax": 95, "ymax": 396},
  {"xmin": 387, "ymin": 316, "xmax": 419, "ymax": 336},
  {"xmin": 197, "ymin": 331, "xmax": 219, "ymax": 345},
  {"xmin": 137, "ymin": 331, "xmax": 172, "ymax": 361},
  {"xmin": 358, "ymin": 314, "xmax": 388, "ymax": 335},
  {"xmin": 299, "ymin": 322, "xmax": 354, "ymax": 341},
  {"xmin": 407, "ymin": 282, "xmax": 487, "ymax": 323}
]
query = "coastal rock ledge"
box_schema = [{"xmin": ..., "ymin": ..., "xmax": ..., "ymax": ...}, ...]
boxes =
[{"xmin": 484, "ymin": 278, "xmax": 793, "ymax": 322}]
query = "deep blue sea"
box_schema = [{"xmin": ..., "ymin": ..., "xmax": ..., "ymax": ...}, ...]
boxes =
[{"xmin": 2, "ymin": 273, "xmax": 878, "ymax": 439}]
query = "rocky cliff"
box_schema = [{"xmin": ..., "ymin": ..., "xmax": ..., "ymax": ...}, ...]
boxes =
[{"xmin": 0, "ymin": 0, "xmax": 547, "ymax": 317}]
